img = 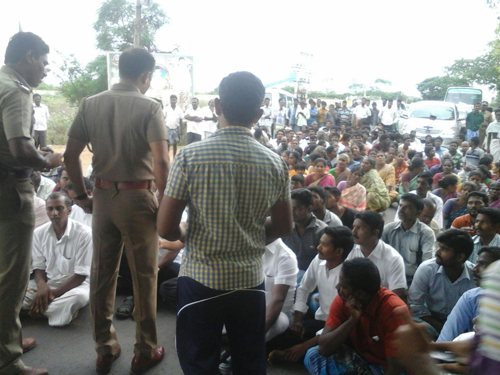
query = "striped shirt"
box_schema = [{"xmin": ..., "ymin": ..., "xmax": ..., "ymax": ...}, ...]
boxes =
[
  {"xmin": 476, "ymin": 260, "xmax": 500, "ymax": 363},
  {"xmin": 165, "ymin": 126, "xmax": 290, "ymax": 290}
]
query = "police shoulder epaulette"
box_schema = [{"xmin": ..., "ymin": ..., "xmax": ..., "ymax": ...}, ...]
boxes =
[{"xmin": 14, "ymin": 80, "xmax": 32, "ymax": 94}]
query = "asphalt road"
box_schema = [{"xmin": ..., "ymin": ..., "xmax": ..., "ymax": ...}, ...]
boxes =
[{"xmin": 21, "ymin": 208, "xmax": 397, "ymax": 375}]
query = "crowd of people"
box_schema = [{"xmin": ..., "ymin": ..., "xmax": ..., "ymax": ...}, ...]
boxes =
[{"xmin": 1, "ymin": 30, "xmax": 500, "ymax": 375}]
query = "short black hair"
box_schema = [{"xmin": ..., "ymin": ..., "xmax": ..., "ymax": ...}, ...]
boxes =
[
  {"xmin": 324, "ymin": 226, "xmax": 355, "ymax": 261},
  {"xmin": 470, "ymin": 137, "xmax": 480, "ymax": 146},
  {"xmin": 119, "ymin": 48, "xmax": 155, "ymax": 80},
  {"xmin": 46, "ymin": 192, "xmax": 72, "ymax": 208},
  {"xmin": 308, "ymin": 186, "xmax": 327, "ymax": 202},
  {"xmin": 424, "ymin": 146, "xmax": 434, "ymax": 155},
  {"xmin": 437, "ymin": 229, "xmax": 474, "ymax": 259},
  {"xmin": 341, "ymin": 258, "xmax": 381, "ymax": 296},
  {"xmin": 434, "ymin": 136, "xmax": 443, "ymax": 142},
  {"xmin": 478, "ymin": 246, "xmax": 500, "ymax": 262},
  {"xmin": 408, "ymin": 157, "xmax": 424, "ymax": 171},
  {"xmin": 66, "ymin": 177, "xmax": 94, "ymax": 192},
  {"xmin": 324, "ymin": 186, "xmax": 341, "ymax": 198},
  {"xmin": 219, "ymin": 71, "xmax": 265, "ymax": 126},
  {"xmin": 477, "ymin": 207, "xmax": 500, "ymax": 226},
  {"xmin": 379, "ymin": 134, "xmax": 390, "ymax": 142},
  {"xmin": 313, "ymin": 157, "xmax": 328, "ymax": 166},
  {"xmin": 294, "ymin": 162, "xmax": 307, "ymax": 171},
  {"xmin": 290, "ymin": 151, "xmax": 301, "ymax": 160},
  {"xmin": 291, "ymin": 174, "xmax": 305, "ymax": 184},
  {"xmin": 417, "ymin": 172, "xmax": 433, "ymax": 186},
  {"xmin": 437, "ymin": 175, "xmax": 458, "ymax": 189},
  {"xmin": 5, "ymin": 32, "xmax": 49, "ymax": 64},
  {"xmin": 170, "ymin": 94, "xmax": 177, "ymax": 99},
  {"xmin": 355, "ymin": 210, "xmax": 384, "ymax": 239},
  {"xmin": 291, "ymin": 188, "xmax": 313, "ymax": 207},
  {"xmin": 400, "ymin": 193, "xmax": 424, "ymax": 211},
  {"xmin": 468, "ymin": 191, "xmax": 489, "ymax": 206},
  {"xmin": 33, "ymin": 93, "xmax": 41, "ymax": 99}
]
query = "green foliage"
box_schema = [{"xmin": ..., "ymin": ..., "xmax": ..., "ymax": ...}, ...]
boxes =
[
  {"xmin": 282, "ymin": 85, "xmax": 295, "ymax": 94},
  {"xmin": 445, "ymin": 53, "xmax": 500, "ymax": 91},
  {"xmin": 59, "ymin": 55, "xmax": 108, "ymax": 106},
  {"xmin": 42, "ymin": 94, "xmax": 77, "ymax": 146},
  {"xmin": 94, "ymin": 0, "xmax": 168, "ymax": 52},
  {"xmin": 416, "ymin": 76, "xmax": 469, "ymax": 100}
]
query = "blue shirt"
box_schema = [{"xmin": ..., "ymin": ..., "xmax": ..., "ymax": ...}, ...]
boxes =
[
  {"xmin": 408, "ymin": 259, "xmax": 476, "ymax": 320},
  {"xmin": 437, "ymin": 287, "xmax": 481, "ymax": 342},
  {"xmin": 308, "ymin": 107, "xmax": 318, "ymax": 126}
]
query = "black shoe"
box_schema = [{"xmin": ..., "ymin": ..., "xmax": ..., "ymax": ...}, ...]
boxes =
[{"xmin": 115, "ymin": 296, "xmax": 134, "ymax": 319}]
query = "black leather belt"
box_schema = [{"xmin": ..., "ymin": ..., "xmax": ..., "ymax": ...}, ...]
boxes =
[{"xmin": 0, "ymin": 167, "xmax": 33, "ymax": 179}]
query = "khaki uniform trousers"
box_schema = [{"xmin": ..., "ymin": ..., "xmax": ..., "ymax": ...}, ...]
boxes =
[
  {"xmin": 0, "ymin": 178, "xmax": 34, "ymax": 375},
  {"xmin": 90, "ymin": 185, "xmax": 159, "ymax": 358}
]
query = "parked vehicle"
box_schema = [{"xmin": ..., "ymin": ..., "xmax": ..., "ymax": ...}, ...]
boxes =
[{"xmin": 399, "ymin": 100, "xmax": 462, "ymax": 145}]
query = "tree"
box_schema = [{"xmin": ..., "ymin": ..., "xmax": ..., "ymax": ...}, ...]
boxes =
[
  {"xmin": 282, "ymin": 85, "xmax": 295, "ymax": 94},
  {"xmin": 94, "ymin": 0, "xmax": 169, "ymax": 52},
  {"xmin": 416, "ymin": 76, "xmax": 469, "ymax": 100},
  {"xmin": 445, "ymin": 53, "xmax": 500, "ymax": 91},
  {"xmin": 59, "ymin": 55, "xmax": 108, "ymax": 106}
]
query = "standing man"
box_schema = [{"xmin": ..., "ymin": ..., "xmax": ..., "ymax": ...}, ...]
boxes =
[
  {"xmin": 157, "ymin": 71, "xmax": 292, "ymax": 375},
  {"xmin": 163, "ymin": 94, "xmax": 183, "ymax": 157},
  {"xmin": 378, "ymin": 99, "xmax": 398, "ymax": 132},
  {"xmin": 64, "ymin": 48, "xmax": 170, "ymax": 375},
  {"xmin": 184, "ymin": 97, "xmax": 204, "ymax": 144},
  {"xmin": 465, "ymin": 102, "xmax": 484, "ymax": 141},
  {"xmin": 1, "ymin": 32, "xmax": 62, "ymax": 375},
  {"xmin": 272, "ymin": 98, "xmax": 287, "ymax": 137},
  {"xmin": 479, "ymin": 101, "xmax": 493, "ymax": 147},
  {"xmin": 260, "ymin": 97, "xmax": 272, "ymax": 130},
  {"xmin": 287, "ymin": 98, "xmax": 299, "ymax": 131},
  {"xmin": 32, "ymin": 93, "xmax": 49, "ymax": 149}
]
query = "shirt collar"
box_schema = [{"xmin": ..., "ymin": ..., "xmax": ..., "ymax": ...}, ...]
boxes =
[
  {"xmin": 369, "ymin": 240, "xmax": 384, "ymax": 259},
  {"xmin": 213, "ymin": 126, "xmax": 253, "ymax": 138},
  {"xmin": 111, "ymin": 82, "xmax": 141, "ymax": 93},
  {"xmin": 50, "ymin": 218, "xmax": 73, "ymax": 242},
  {"xmin": 436, "ymin": 261, "xmax": 473, "ymax": 282},
  {"xmin": 1, "ymin": 65, "xmax": 32, "ymax": 93},
  {"xmin": 394, "ymin": 219, "xmax": 421, "ymax": 233},
  {"xmin": 266, "ymin": 238, "xmax": 285, "ymax": 254}
]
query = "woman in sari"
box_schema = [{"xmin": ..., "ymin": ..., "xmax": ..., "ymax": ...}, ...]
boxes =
[
  {"xmin": 305, "ymin": 158, "xmax": 336, "ymax": 187},
  {"xmin": 393, "ymin": 151, "xmax": 408, "ymax": 186},
  {"xmin": 398, "ymin": 157, "xmax": 425, "ymax": 198},
  {"xmin": 443, "ymin": 181, "xmax": 478, "ymax": 228},
  {"xmin": 360, "ymin": 157, "xmax": 391, "ymax": 211},
  {"xmin": 329, "ymin": 153, "xmax": 351, "ymax": 184},
  {"xmin": 339, "ymin": 165, "xmax": 366, "ymax": 211},
  {"xmin": 375, "ymin": 151, "xmax": 398, "ymax": 202},
  {"xmin": 432, "ymin": 159, "xmax": 459, "ymax": 189}
]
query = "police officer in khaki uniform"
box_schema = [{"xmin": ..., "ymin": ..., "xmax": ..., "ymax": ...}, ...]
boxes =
[
  {"xmin": 64, "ymin": 48, "xmax": 169, "ymax": 375},
  {"xmin": 0, "ymin": 32, "xmax": 62, "ymax": 375}
]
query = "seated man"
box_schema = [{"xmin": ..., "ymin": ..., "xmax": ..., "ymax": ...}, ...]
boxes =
[
  {"xmin": 348, "ymin": 211, "xmax": 407, "ymax": 298},
  {"xmin": 470, "ymin": 207, "xmax": 500, "ymax": 263},
  {"xmin": 308, "ymin": 186, "xmax": 342, "ymax": 227},
  {"xmin": 437, "ymin": 246, "xmax": 500, "ymax": 342},
  {"xmin": 408, "ymin": 229, "xmax": 476, "ymax": 337},
  {"xmin": 382, "ymin": 193, "xmax": 435, "ymax": 284},
  {"xmin": 268, "ymin": 227, "xmax": 354, "ymax": 363},
  {"xmin": 451, "ymin": 191, "xmax": 489, "ymax": 236},
  {"xmin": 323, "ymin": 186, "xmax": 357, "ymax": 230},
  {"xmin": 22, "ymin": 193, "xmax": 92, "ymax": 326},
  {"xmin": 282, "ymin": 189, "xmax": 327, "ymax": 281},
  {"xmin": 304, "ymin": 258, "xmax": 409, "ymax": 375},
  {"xmin": 66, "ymin": 178, "xmax": 94, "ymax": 228},
  {"xmin": 418, "ymin": 198, "xmax": 440, "ymax": 238}
]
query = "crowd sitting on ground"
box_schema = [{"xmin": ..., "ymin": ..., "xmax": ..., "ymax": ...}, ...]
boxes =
[{"xmin": 23, "ymin": 92, "xmax": 500, "ymax": 375}]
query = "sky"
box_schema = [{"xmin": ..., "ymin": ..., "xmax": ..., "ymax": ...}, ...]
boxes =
[{"xmin": 1, "ymin": 0, "xmax": 498, "ymax": 97}]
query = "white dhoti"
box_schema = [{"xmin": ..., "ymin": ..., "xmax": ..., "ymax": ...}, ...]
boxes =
[
  {"xmin": 265, "ymin": 312, "xmax": 290, "ymax": 342},
  {"xmin": 22, "ymin": 279, "xmax": 89, "ymax": 326}
]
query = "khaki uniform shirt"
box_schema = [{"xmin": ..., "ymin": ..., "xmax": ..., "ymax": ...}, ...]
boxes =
[
  {"xmin": 481, "ymin": 110, "xmax": 493, "ymax": 128},
  {"xmin": 68, "ymin": 83, "xmax": 168, "ymax": 181},
  {"xmin": 0, "ymin": 65, "xmax": 33, "ymax": 170}
]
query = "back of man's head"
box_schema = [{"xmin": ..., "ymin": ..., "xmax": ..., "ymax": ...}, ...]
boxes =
[
  {"xmin": 119, "ymin": 48, "xmax": 155, "ymax": 81},
  {"xmin": 218, "ymin": 71, "xmax": 265, "ymax": 126},
  {"xmin": 5, "ymin": 32, "xmax": 49, "ymax": 64},
  {"xmin": 436, "ymin": 229, "xmax": 474, "ymax": 261},
  {"xmin": 341, "ymin": 258, "xmax": 381, "ymax": 297}
]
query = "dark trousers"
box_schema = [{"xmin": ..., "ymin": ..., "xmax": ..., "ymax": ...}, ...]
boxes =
[
  {"xmin": 176, "ymin": 277, "xmax": 266, "ymax": 375},
  {"xmin": 33, "ymin": 130, "xmax": 46, "ymax": 149},
  {"xmin": 186, "ymin": 132, "xmax": 202, "ymax": 144}
]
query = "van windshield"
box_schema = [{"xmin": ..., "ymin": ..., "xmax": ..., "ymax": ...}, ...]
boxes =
[
  {"xmin": 445, "ymin": 89, "xmax": 482, "ymax": 105},
  {"xmin": 410, "ymin": 105, "xmax": 455, "ymax": 121}
]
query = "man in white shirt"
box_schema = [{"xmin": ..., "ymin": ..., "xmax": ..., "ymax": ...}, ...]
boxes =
[
  {"xmin": 263, "ymin": 239, "xmax": 298, "ymax": 341},
  {"xmin": 353, "ymin": 98, "xmax": 371, "ymax": 130},
  {"xmin": 163, "ymin": 94, "xmax": 183, "ymax": 156},
  {"xmin": 268, "ymin": 227, "xmax": 354, "ymax": 363},
  {"xmin": 184, "ymin": 97, "xmax": 204, "ymax": 144},
  {"xmin": 32, "ymin": 93, "xmax": 49, "ymax": 149},
  {"xmin": 66, "ymin": 179, "xmax": 93, "ymax": 229},
  {"xmin": 348, "ymin": 210, "xmax": 407, "ymax": 299},
  {"xmin": 31, "ymin": 171, "xmax": 56, "ymax": 201},
  {"xmin": 295, "ymin": 101, "xmax": 310, "ymax": 128},
  {"xmin": 378, "ymin": 99, "xmax": 398, "ymax": 132},
  {"xmin": 22, "ymin": 193, "xmax": 92, "ymax": 327},
  {"xmin": 260, "ymin": 97, "xmax": 272, "ymax": 128},
  {"xmin": 201, "ymin": 99, "xmax": 218, "ymax": 140},
  {"xmin": 272, "ymin": 99, "xmax": 287, "ymax": 137}
]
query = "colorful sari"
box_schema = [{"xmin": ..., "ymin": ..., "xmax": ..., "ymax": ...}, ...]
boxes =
[
  {"xmin": 339, "ymin": 183, "xmax": 366, "ymax": 211},
  {"xmin": 329, "ymin": 168, "xmax": 350, "ymax": 184},
  {"xmin": 361, "ymin": 169, "xmax": 391, "ymax": 211},
  {"xmin": 393, "ymin": 161, "xmax": 408, "ymax": 185},
  {"xmin": 305, "ymin": 173, "xmax": 336, "ymax": 187}
]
